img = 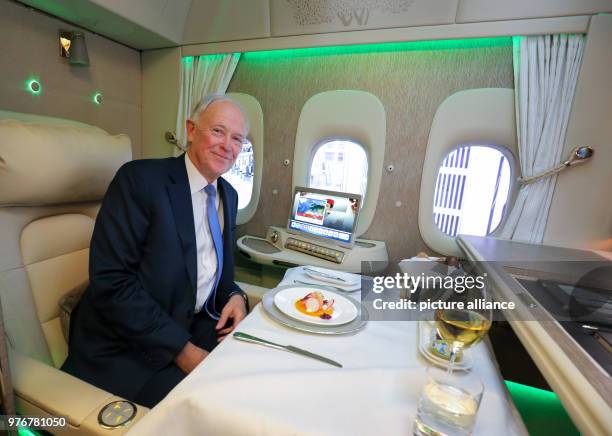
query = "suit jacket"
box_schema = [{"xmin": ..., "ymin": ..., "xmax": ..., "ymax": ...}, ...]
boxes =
[{"xmin": 62, "ymin": 155, "xmax": 243, "ymax": 400}]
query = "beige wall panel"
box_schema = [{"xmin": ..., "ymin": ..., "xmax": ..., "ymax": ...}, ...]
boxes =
[
  {"xmin": 0, "ymin": 2, "xmax": 142, "ymax": 157},
  {"xmin": 271, "ymin": 0, "xmax": 456, "ymax": 36},
  {"xmin": 544, "ymin": 15, "xmax": 612, "ymax": 250},
  {"xmin": 182, "ymin": 0, "xmax": 271, "ymax": 44},
  {"xmin": 142, "ymin": 47, "xmax": 182, "ymax": 158},
  {"xmin": 457, "ymin": 0, "xmax": 612, "ymax": 23},
  {"xmin": 228, "ymin": 41, "xmax": 513, "ymax": 260}
]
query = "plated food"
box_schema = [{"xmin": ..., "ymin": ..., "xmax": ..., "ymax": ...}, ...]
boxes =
[
  {"xmin": 264, "ymin": 285, "xmax": 367, "ymax": 334},
  {"xmin": 295, "ymin": 291, "xmax": 335, "ymax": 319},
  {"xmin": 273, "ymin": 286, "xmax": 358, "ymax": 326}
]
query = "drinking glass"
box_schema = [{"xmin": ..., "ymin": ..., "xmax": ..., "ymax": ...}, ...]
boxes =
[
  {"xmin": 414, "ymin": 366, "xmax": 484, "ymax": 436},
  {"xmin": 434, "ymin": 290, "xmax": 492, "ymax": 374}
]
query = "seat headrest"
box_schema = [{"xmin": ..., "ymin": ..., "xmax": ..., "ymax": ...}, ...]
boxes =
[{"xmin": 0, "ymin": 117, "xmax": 131, "ymax": 206}]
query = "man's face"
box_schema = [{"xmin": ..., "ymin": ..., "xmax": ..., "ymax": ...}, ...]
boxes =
[{"xmin": 186, "ymin": 100, "xmax": 246, "ymax": 183}]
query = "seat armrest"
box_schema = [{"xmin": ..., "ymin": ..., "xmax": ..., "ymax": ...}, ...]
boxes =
[{"xmin": 11, "ymin": 348, "xmax": 148, "ymax": 432}]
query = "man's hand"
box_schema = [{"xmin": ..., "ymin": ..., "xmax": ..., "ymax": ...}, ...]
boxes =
[
  {"xmin": 174, "ymin": 341, "xmax": 209, "ymax": 374},
  {"xmin": 215, "ymin": 294, "xmax": 247, "ymax": 341}
]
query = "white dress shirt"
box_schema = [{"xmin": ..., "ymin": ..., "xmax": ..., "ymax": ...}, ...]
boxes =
[{"xmin": 185, "ymin": 153, "xmax": 221, "ymax": 313}]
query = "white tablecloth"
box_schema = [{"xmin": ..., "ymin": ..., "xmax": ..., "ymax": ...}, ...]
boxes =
[{"xmin": 129, "ymin": 267, "xmax": 527, "ymax": 436}]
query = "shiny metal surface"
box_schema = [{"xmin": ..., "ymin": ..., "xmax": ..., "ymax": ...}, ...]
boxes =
[{"xmin": 233, "ymin": 332, "xmax": 342, "ymax": 367}]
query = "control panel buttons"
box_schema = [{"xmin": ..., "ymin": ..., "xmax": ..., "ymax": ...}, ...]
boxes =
[{"xmin": 285, "ymin": 238, "xmax": 344, "ymax": 264}]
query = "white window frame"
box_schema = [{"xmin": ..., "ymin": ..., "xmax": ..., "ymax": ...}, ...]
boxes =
[
  {"xmin": 225, "ymin": 92, "xmax": 263, "ymax": 225},
  {"xmin": 292, "ymin": 90, "xmax": 386, "ymax": 237},
  {"xmin": 419, "ymin": 88, "xmax": 518, "ymax": 256}
]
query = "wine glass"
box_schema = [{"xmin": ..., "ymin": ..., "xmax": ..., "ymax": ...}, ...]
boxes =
[{"xmin": 434, "ymin": 291, "xmax": 492, "ymax": 374}]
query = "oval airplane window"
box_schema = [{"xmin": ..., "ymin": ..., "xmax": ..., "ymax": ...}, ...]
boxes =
[
  {"xmin": 223, "ymin": 139, "xmax": 254, "ymax": 209},
  {"xmin": 433, "ymin": 145, "xmax": 512, "ymax": 237},
  {"xmin": 309, "ymin": 138, "xmax": 368, "ymax": 200}
]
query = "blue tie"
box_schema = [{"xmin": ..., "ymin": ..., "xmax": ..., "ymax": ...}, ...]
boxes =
[{"xmin": 203, "ymin": 184, "xmax": 223, "ymax": 320}]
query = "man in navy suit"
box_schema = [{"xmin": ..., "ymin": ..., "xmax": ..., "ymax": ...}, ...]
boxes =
[{"xmin": 62, "ymin": 95, "xmax": 249, "ymax": 407}]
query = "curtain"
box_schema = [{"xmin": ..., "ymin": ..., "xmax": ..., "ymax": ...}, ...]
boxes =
[
  {"xmin": 499, "ymin": 35, "xmax": 584, "ymax": 242},
  {"xmin": 175, "ymin": 53, "xmax": 241, "ymax": 153}
]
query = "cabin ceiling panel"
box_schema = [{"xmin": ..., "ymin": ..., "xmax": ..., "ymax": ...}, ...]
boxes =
[
  {"xmin": 15, "ymin": 0, "xmax": 182, "ymax": 49},
  {"xmin": 183, "ymin": 15, "xmax": 590, "ymax": 56},
  {"xmin": 182, "ymin": 0, "xmax": 271, "ymax": 45},
  {"xmin": 269, "ymin": 0, "xmax": 457, "ymax": 37},
  {"xmin": 457, "ymin": 0, "xmax": 612, "ymax": 23},
  {"xmin": 89, "ymin": 0, "xmax": 192, "ymax": 43},
  {"xmin": 227, "ymin": 41, "xmax": 513, "ymax": 259}
]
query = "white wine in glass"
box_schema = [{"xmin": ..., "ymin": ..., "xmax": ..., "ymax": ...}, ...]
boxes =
[{"xmin": 435, "ymin": 308, "xmax": 492, "ymax": 373}]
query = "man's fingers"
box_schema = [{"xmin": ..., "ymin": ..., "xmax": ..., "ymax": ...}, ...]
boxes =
[
  {"xmin": 217, "ymin": 328, "xmax": 235, "ymax": 341},
  {"xmin": 217, "ymin": 325, "xmax": 234, "ymax": 335},
  {"xmin": 216, "ymin": 308, "xmax": 230, "ymax": 330},
  {"xmin": 217, "ymin": 312, "xmax": 240, "ymax": 334},
  {"xmin": 216, "ymin": 296, "xmax": 247, "ymax": 332}
]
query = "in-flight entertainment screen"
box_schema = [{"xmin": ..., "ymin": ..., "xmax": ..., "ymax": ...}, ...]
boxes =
[{"xmin": 288, "ymin": 187, "xmax": 361, "ymax": 247}]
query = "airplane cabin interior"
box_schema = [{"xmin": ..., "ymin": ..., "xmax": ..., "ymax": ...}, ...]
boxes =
[{"xmin": 0, "ymin": 1, "xmax": 611, "ymax": 435}]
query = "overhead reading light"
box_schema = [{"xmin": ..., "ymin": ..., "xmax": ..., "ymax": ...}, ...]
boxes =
[{"xmin": 59, "ymin": 30, "xmax": 90, "ymax": 66}]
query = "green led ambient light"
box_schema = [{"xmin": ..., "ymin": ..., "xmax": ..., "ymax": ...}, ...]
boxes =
[
  {"xmin": 504, "ymin": 380, "xmax": 580, "ymax": 435},
  {"xmin": 240, "ymin": 37, "xmax": 512, "ymax": 60},
  {"xmin": 92, "ymin": 92, "xmax": 103, "ymax": 105},
  {"xmin": 182, "ymin": 37, "xmax": 512, "ymax": 64},
  {"xmin": 18, "ymin": 426, "xmax": 40, "ymax": 436},
  {"xmin": 182, "ymin": 53, "xmax": 241, "ymax": 66},
  {"xmin": 26, "ymin": 79, "xmax": 41, "ymax": 95}
]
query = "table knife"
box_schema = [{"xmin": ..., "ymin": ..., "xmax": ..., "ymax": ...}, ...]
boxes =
[{"xmin": 233, "ymin": 332, "xmax": 342, "ymax": 368}]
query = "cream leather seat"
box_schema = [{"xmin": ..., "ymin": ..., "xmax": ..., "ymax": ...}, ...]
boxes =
[{"xmin": 0, "ymin": 111, "xmax": 148, "ymax": 434}]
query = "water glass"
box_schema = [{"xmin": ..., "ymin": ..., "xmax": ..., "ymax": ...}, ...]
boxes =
[{"xmin": 414, "ymin": 367, "xmax": 484, "ymax": 436}]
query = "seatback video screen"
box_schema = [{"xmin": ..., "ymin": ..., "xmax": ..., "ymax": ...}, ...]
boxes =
[{"xmin": 288, "ymin": 187, "xmax": 361, "ymax": 246}]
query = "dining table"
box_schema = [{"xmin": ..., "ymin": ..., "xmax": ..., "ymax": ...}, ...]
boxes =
[{"xmin": 128, "ymin": 266, "xmax": 527, "ymax": 435}]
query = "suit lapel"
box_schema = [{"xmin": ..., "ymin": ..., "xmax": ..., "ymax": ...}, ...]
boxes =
[{"xmin": 166, "ymin": 155, "xmax": 197, "ymax": 293}]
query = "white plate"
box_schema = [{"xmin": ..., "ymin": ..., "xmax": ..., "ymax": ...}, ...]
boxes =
[
  {"xmin": 262, "ymin": 286, "xmax": 368, "ymax": 335},
  {"xmin": 304, "ymin": 267, "xmax": 360, "ymax": 288},
  {"xmin": 274, "ymin": 286, "xmax": 358, "ymax": 326},
  {"xmin": 417, "ymin": 321, "xmax": 473, "ymax": 371}
]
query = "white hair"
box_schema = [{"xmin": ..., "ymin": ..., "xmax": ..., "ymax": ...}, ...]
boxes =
[{"xmin": 189, "ymin": 94, "xmax": 250, "ymax": 137}]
